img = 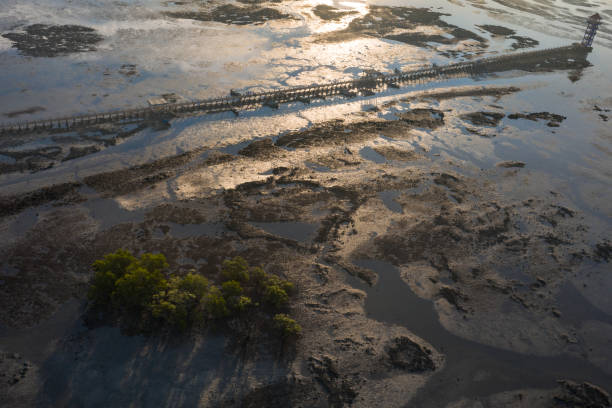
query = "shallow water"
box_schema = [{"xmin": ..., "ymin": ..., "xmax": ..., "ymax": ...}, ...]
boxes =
[
  {"xmin": 251, "ymin": 221, "xmax": 319, "ymax": 242},
  {"xmin": 352, "ymin": 259, "xmax": 612, "ymax": 407}
]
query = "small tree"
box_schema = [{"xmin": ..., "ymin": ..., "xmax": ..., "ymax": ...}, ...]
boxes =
[
  {"xmin": 264, "ymin": 284, "xmax": 289, "ymax": 309},
  {"xmin": 273, "ymin": 314, "xmax": 301, "ymax": 337},
  {"xmin": 149, "ymin": 289, "xmax": 195, "ymax": 331},
  {"xmin": 113, "ymin": 264, "xmax": 167, "ymax": 312},
  {"xmin": 221, "ymin": 256, "xmax": 250, "ymax": 282},
  {"xmin": 138, "ymin": 252, "xmax": 169, "ymax": 274},
  {"xmin": 221, "ymin": 280, "xmax": 243, "ymax": 297},
  {"xmin": 88, "ymin": 249, "xmax": 138, "ymax": 307},
  {"xmin": 204, "ymin": 286, "xmax": 229, "ymax": 318},
  {"xmin": 177, "ymin": 272, "xmax": 209, "ymax": 299}
]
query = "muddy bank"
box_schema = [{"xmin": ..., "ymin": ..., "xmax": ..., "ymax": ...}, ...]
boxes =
[
  {"xmin": 445, "ymin": 380, "xmax": 610, "ymax": 408},
  {"xmin": 0, "ymin": 121, "xmax": 150, "ymax": 176},
  {"xmin": 275, "ymin": 109, "xmax": 444, "ymax": 149},
  {"xmin": 1, "ymin": 84, "xmax": 611, "ymax": 406},
  {"xmin": 1, "ymin": 25, "xmax": 104, "ymax": 57},
  {"xmin": 0, "ymin": 182, "xmax": 83, "ymax": 218}
]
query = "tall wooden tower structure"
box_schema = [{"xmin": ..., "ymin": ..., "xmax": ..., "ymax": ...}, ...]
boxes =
[{"xmin": 582, "ymin": 13, "xmax": 602, "ymax": 47}]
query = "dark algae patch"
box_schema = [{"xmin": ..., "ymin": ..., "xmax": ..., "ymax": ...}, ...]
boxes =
[
  {"xmin": 478, "ymin": 24, "xmax": 517, "ymax": 36},
  {"xmin": 166, "ymin": 4, "xmax": 294, "ymax": 25},
  {"xmin": 2, "ymin": 24, "xmax": 104, "ymax": 57},
  {"xmin": 508, "ymin": 111, "xmax": 566, "ymax": 127},
  {"xmin": 3, "ymin": 106, "xmax": 45, "ymax": 118},
  {"xmin": 509, "ymin": 35, "xmax": 540, "ymax": 49},
  {"xmin": 477, "ymin": 24, "xmax": 539, "ymax": 49},
  {"xmin": 319, "ymin": 6, "xmax": 486, "ymax": 52},
  {"xmin": 461, "ymin": 111, "xmax": 505, "ymax": 127},
  {"xmin": 312, "ymin": 5, "xmax": 357, "ymax": 21}
]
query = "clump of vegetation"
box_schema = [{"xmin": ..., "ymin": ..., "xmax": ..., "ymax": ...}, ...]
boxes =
[
  {"xmin": 273, "ymin": 314, "xmax": 302, "ymax": 337},
  {"xmin": 87, "ymin": 250, "xmax": 301, "ymax": 337}
]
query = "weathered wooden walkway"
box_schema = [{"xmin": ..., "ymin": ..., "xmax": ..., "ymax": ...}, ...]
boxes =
[{"xmin": 0, "ymin": 44, "xmax": 588, "ymax": 135}]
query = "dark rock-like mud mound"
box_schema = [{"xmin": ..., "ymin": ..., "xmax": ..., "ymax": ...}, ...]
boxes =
[
  {"xmin": 554, "ymin": 380, "xmax": 611, "ymax": 408},
  {"xmin": 399, "ymin": 108, "xmax": 445, "ymax": 129},
  {"xmin": 167, "ymin": 4, "xmax": 294, "ymax": 25},
  {"xmin": 2, "ymin": 25, "xmax": 104, "ymax": 57},
  {"xmin": 508, "ymin": 112, "xmax": 566, "ymax": 127},
  {"xmin": 312, "ymin": 5, "xmax": 357, "ymax": 21},
  {"xmin": 461, "ymin": 111, "xmax": 505, "ymax": 127},
  {"xmin": 477, "ymin": 24, "xmax": 539, "ymax": 49},
  {"xmin": 387, "ymin": 337, "xmax": 435, "ymax": 372},
  {"xmin": 320, "ymin": 6, "xmax": 486, "ymax": 52},
  {"xmin": 238, "ymin": 138, "xmax": 284, "ymax": 159},
  {"xmin": 478, "ymin": 24, "xmax": 516, "ymax": 36},
  {"xmin": 3, "ymin": 106, "xmax": 45, "ymax": 119}
]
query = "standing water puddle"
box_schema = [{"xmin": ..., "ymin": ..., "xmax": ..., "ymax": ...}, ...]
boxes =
[
  {"xmin": 359, "ymin": 146, "xmax": 387, "ymax": 164},
  {"xmin": 82, "ymin": 197, "xmax": 146, "ymax": 231},
  {"xmin": 350, "ymin": 259, "xmax": 612, "ymax": 407},
  {"xmin": 250, "ymin": 221, "xmax": 318, "ymax": 242},
  {"xmin": 378, "ymin": 190, "xmax": 403, "ymax": 213},
  {"xmin": 153, "ymin": 222, "xmax": 227, "ymax": 239}
]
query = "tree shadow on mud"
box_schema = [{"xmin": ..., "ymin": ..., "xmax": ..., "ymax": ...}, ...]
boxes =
[{"xmin": 38, "ymin": 317, "xmax": 290, "ymax": 407}]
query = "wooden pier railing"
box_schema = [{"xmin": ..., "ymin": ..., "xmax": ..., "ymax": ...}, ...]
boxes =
[{"xmin": 0, "ymin": 44, "xmax": 587, "ymax": 135}]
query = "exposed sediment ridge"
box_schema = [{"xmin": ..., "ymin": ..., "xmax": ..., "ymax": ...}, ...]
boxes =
[{"xmin": 0, "ymin": 44, "xmax": 590, "ymax": 135}]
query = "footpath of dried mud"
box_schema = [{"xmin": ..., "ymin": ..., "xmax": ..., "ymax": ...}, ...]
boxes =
[{"xmin": 0, "ymin": 86, "xmax": 611, "ymax": 407}]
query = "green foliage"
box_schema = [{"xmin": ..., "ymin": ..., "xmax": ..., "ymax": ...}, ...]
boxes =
[
  {"xmin": 88, "ymin": 251, "xmax": 299, "ymax": 337},
  {"xmin": 221, "ymin": 256, "xmax": 250, "ymax": 282},
  {"xmin": 88, "ymin": 249, "xmax": 137, "ymax": 306},
  {"xmin": 92, "ymin": 249, "xmax": 137, "ymax": 279},
  {"xmin": 148, "ymin": 273, "xmax": 209, "ymax": 330},
  {"xmin": 113, "ymin": 264, "xmax": 167, "ymax": 312},
  {"xmin": 204, "ymin": 286, "xmax": 229, "ymax": 318},
  {"xmin": 176, "ymin": 273, "xmax": 209, "ymax": 298},
  {"xmin": 149, "ymin": 288, "xmax": 195, "ymax": 331},
  {"xmin": 273, "ymin": 314, "xmax": 301, "ymax": 337},
  {"xmin": 229, "ymin": 295, "xmax": 253, "ymax": 312},
  {"xmin": 250, "ymin": 266, "xmax": 267, "ymax": 283},
  {"xmin": 264, "ymin": 284, "xmax": 289, "ymax": 309},
  {"xmin": 221, "ymin": 280, "xmax": 243, "ymax": 297},
  {"xmin": 138, "ymin": 252, "xmax": 169, "ymax": 274}
]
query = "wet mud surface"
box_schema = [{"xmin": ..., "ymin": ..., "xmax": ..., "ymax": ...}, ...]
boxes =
[
  {"xmin": 0, "ymin": 121, "xmax": 152, "ymax": 176},
  {"xmin": 1, "ymin": 83, "xmax": 611, "ymax": 407},
  {"xmin": 1, "ymin": 25, "xmax": 104, "ymax": 57}
]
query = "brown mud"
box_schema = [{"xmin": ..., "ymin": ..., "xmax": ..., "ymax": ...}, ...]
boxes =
[
  {"xmin": 0, "ymin": 121, "xmax": 151, "ymax": 177},
  {"xmin": 1, "ymin": 85, "xmax": 611, "ymax": 406}
]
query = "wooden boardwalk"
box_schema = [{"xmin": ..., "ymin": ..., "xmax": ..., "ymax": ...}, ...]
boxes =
[{"xmin": 0, "ymin": 44, "xmax": 587, "ymax": 135}]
